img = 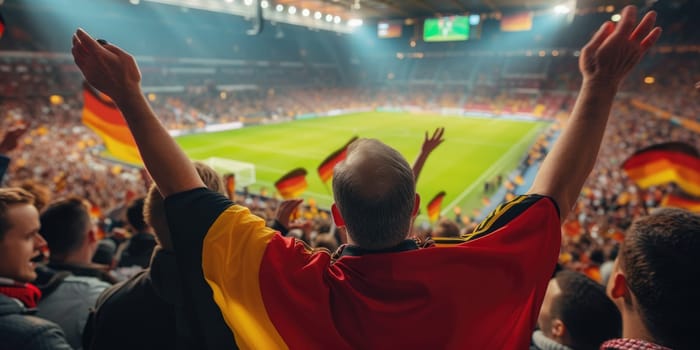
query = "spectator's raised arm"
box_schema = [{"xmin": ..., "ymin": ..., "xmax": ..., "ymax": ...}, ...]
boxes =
[
  {"xmin": 528, "ymin": 6, "xmax": 661, "ymax": 220},
  {"xmin": 71, "ymin": 29, "xmax": 203, "ymax": 197},
  {"xmin": 412, "ymin": 127, "xmax": 444, "ymax": 184}
]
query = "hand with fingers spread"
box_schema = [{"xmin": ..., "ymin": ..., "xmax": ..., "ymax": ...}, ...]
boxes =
[
  {"xmin": 421, "ymin": 127, "xmax": 445, "ymax": 156},
  {"xmin": 275, "ymin": 199, "xmax": 304, "ymax": 231},
  {"xmin": 71, "ymin": 28, "xmax": 142, "ymax": 103},
  {"xmin": 580, "ymin": 6, "xmax": 662, "ymax": 86},
  {"xmin": 413, "ymin": 127, "xmax": 445, "ymax": 183},
  {"xmin": 0, "ymin": 124, "xmax": 29, "ymax": 154}
]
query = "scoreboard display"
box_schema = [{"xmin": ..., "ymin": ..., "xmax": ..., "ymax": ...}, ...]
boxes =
[{"xmin": 423, "ymin": 16, "xmax": 470, "ymax": 42}]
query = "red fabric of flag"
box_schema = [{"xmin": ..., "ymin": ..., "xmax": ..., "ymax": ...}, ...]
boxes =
[
  {"xmin": 317, "ymin": 136, "xmax": 358, "ymax": 183},
  {"xmin": 82, "ymin": 83, "xmax": 142, "ymax": 164},
  {"xmin": 622, "ymin": 142, "xmax": 700, "ymax": 196},
  {"xmin": 427, "ymin": 191, "xmax": 446, "ymax": 222},
  {"xmin": 275, "ymin": 168, "xmax": 308, "ymax": 199}
]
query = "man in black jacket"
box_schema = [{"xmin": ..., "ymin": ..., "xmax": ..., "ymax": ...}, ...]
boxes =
[{"xmin": 83, "ymin": 163, "xmax": 234, "ymax": 350}]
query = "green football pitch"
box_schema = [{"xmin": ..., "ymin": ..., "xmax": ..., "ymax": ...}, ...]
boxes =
[{"xmin": 177, "ymin": 112, "xmax": 548, "ymax": 222}]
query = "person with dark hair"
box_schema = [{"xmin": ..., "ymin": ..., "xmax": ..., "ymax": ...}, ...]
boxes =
[
  {"xmin": 83, "ymin": 162, "xmax": 234, "ymax": 350},
  {"xmin": 116, "ymin": 197, "xmax": 156, "ymax": 270},
  {"xmin": 0, "ymin": 188, "xmax": 72, "ymax": 350},
  {"xmin": 71, "ymin": 6, "xmax": 660, "ymax": 348},
  {"xmin": 35, "ymin": 197, "xmax": 112, "ymax": 349},
  {"xmin": 603, "ymin": 208, "xmax": 700, "ymax": 350},
  {"xmin": 432, "ymin": 218, "xmax": 461, "ymax": 238},
  {"xmin": 534, "ymin": 271, "xmax": 621, "ymax": 350}
]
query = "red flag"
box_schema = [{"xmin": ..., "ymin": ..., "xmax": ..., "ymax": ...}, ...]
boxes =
[
  {"xmin": 82, "ymin": 83, "xmax": 142, "ymax": 164},
  {"xmin": 661, "ymin": 193, "xmax": 700, "ymax": 213},
  {"xmin": 0, "ymin": 13, "xmax": 5, "ymax": 39},
  {"xmin": 622, "ymin": 142, "xmax": 700, "ymax": 196},
  {"xmin": 275, "ymin": 168, "xmax": 308, "ymax": 199},
  {"xmin": 317, "ymin": 136, "xmax": 358, "ymax": 183},
  {"xmin": 426, "ymin": 191, "xmax": 446, "ymax": 222},
  {"xmin": 224, "ymin": 174, "xmax": 236, "ymax": 200}
]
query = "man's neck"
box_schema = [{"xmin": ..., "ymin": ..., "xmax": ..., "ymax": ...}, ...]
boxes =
[
  {"xmin": 621, "ymin": 309, "xmax": 656, "ymax": 343},
  {"xmin": 54, "ymin": 249, "xmax": 93, "ymax": 266}
]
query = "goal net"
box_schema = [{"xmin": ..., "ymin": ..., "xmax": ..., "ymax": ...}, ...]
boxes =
[{"xmin": 202, "ymin": 157, "xmax": 256, "ymax": 188}]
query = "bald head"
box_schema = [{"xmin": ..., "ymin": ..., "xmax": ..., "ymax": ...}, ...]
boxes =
[{"xmin": 332, "ymin": 139, "xmax": 416, "ymax": 249}]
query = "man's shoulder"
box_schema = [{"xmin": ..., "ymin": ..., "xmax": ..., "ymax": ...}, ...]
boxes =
[
  {"xmin": 63, "ymin": 275, "xmax": 112, "ymax": 289},
  {"xmin": 0, "ymin": 310, "xmax": 66, "ymax": 342},
  {"xmin": 433, "ymin": 194, "xmax": 559, "ymax": 246},
  {"xmin": 41, "ymin": 275, "xmax": 111, "ymax": 303},
  {"xmin": 96, "ymin": 270, "xmax": 156, "ymax": 309}
]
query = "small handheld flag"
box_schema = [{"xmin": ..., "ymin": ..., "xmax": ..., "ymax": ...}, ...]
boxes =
[
  {"xmin": 317, "ymin": 136, "xmax": 358, "ymax": 183},
  {"xmin": 426, "ymin": 191, "xmax": 446, "ymax": 222},
  {"xmin": 275, "ymin": 168, "xmax": 308, "ymax": 199}
]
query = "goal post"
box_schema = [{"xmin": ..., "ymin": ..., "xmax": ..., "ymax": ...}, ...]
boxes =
[{"xmin": 201, "ymin": 157, "xmax": 256, "ymax": 188}]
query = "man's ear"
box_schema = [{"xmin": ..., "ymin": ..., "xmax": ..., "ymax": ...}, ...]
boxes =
[
  {"xmin": 610, "ymin": 273, "xmax": 630, "ymax": 300},
  {"xmin": 412, "ymin": 193, "xmax": 420, "ymax": 217},
  {"xmin": 331, "ymin": 203, "xmax": 345, "ymax": 227},
  {"xmin": 552, "ymin": 319, "xmax": 566, "ymax": 338},
  {"xmin": 87, "ymin": 228, "xmax": 97, "ymax": 244}
]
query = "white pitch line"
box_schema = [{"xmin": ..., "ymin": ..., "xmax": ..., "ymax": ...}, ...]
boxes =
[{"xmin": 440, "ymin": 124, "xmax": 544, "ymax": 216}]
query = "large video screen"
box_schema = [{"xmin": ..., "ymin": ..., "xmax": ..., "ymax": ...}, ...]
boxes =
[{"xmin": 423, "ymin": 16, "xmax": 470, "ymax": 42}]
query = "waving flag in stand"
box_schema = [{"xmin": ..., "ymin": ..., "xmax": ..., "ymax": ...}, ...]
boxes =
[
  {"xmin": 661, "ymin": 193, "xmax": 700, "ymax": 213},
  {"xmin": 82, "ymin": 83, "xmax": 142, "ymax": 164},
  {"xmin": 426, "ymin": 191, "xmax": 446, "ymax": 222},
  {"xmin": 317, "ymin": 136, "xmax": 358, "ymax": 183},
  {"xmin": 275, "ymin": 168, "xmax": 308, "ymax": 199},
  {"xmin": 622, "ymin": 142, "xmax": 700, "ymax": 196}
]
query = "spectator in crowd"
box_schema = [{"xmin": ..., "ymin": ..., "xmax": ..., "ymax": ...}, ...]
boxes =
[
  {"xmin": 534, "ymin": 270, "xmax": 621, "ymax": 350},
  {"xmin": 83, "ymin": 162, "xmax": 233, "ymax": 350},
  {"xmin": 115, "ymin": 197, "xmax": 157, "ymax": 271},
  {"xmin": 602, "ymin": 208, "xmax": 700, "ymax": 350},
  {"xmin": 0, "ymin": 188, "xmax": 72, "ymax": 349},
  {"xmin": 36, "ymin": 197, "xmax": 113, "ymax": 349},
  {"xmin": 0, "ymin": 125, "xmax": 28, "ymax": 184},
  {"xmin": 70, "ymin": 5, "xmax": 660, "ymax": 348},
  {"xmin": 432, "ymin": 218, "xmax": 461, "ymax": 238}
]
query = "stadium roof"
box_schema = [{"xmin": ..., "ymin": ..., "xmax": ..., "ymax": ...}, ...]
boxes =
[{"xmin": 273, "ymin": 0, "xmax": 664, "ymax": 19}]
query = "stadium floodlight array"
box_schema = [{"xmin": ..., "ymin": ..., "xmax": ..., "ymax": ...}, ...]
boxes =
[
  {"xmin": 203, "ymin": 157, "xmax": 257, "ymax": 188},
  {"xmin": 139, "ymin": 0, "xmax": 357, "ymax": 33}
]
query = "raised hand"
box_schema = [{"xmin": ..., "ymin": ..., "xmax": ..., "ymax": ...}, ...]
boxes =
[
  {"xmin": 0, "ymin": 124, "xmax": 28, "ymax": 154},
  {"xmin": 275, "ymin": 199, "xmax": 304, "ymax": 230},
  {"xmin": 413, "ymin": 127, "xmax": 445, "ymax": 183},
  {"xmin": 71, "ymin": 29, "xmax": 142, "ymax": 103},
  {"xmin": 579, "ymin": 6, "xmax": 661, "ymax": 86},
  {"xmin": 421, "ymin": 127, "xmax": 445, "ymax": 156}
]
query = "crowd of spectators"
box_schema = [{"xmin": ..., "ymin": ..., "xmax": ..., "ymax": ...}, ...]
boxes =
[{"xmin": 0, "ymin": 8, "xmax": 698, "ymax": 346}]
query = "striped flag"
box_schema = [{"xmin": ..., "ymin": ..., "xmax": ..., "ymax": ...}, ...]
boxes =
[
  {"xmin": 275, "ymin": 168, "xmax": 308, "ymax": 199},
  {"xmin": 500, "ymin": 11, "xmax": 533, "ymax": 32},
  {"xmin": 317, "ymin": 136, "xmax": 358, "ymax": 183},
  {"xmin": 622, "ymin": 142, "xmax": 700, "ymax": 196},
  {"xmin": 82, "ymin": 83, "xmax": 142, "ymax": 164},
  {"xmin": 661, "ymin": 193, "xmax": 700, "ymax": 213},
  {"xmin": 426, "ymin": 191, "xmax": 446, "ymax": 222}
]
